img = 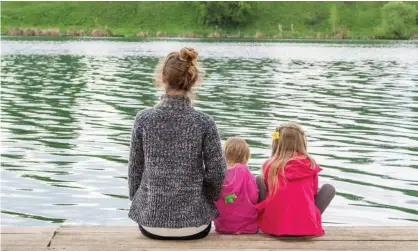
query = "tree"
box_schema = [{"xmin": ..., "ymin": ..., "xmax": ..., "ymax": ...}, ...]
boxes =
[
  {"xmin": 198, "ymin": 2, "xmax": 252, "ymax": 28},
  {"xmin": 303, "ymin": 10, "xmax": 329, "ymax": 27},
  {"xmin": 381, "ymin": 2, "xmax": 417, "ymax": 39},
  {"xmin": 329, "ymin": 4, "xmax": 339, "ymax": 33}
]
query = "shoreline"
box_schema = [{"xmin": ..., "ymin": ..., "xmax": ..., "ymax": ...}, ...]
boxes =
[
  {"xmin": 3, "ymin": 28, "xmax": 418, "ymax": 42},
  {"xmin": 3, "ymin": 35, "xmax": 418, "ymax": 45}
]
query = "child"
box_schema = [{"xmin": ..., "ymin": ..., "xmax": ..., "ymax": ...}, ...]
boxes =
[
  {"xmin": 214, "ymin": 137, "xmax": 259, "ymax": 234},
  {"xmin": 255, "ymin": 122, "xmax": 335, "ymax": 236}
]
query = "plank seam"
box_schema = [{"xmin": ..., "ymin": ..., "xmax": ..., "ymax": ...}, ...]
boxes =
[{"xmin": 47, "ymin": 225, "xmax": 62, "ymax": 248}]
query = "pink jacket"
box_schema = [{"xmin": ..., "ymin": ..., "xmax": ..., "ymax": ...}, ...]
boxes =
[
  {"xmin": 214, "ymin": 163, "xmax": 259, "ymax": 234},
  {"xmin": 255, "ymin": 155, "xmax": 324, "ymax": 236}
]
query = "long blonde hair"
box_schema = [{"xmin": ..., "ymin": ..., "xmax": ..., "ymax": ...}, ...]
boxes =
[{"xmin": 266, "ymin": 122, "xmax": 315, "ymax": 195}]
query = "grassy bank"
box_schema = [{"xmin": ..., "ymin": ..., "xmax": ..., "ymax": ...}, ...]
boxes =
[
  {"xmin": 2, "ymin": 1, "xmax": 418, "ymax": 39},
  {"xmin": 5, "ymin": 35, "xmax": 418, "ymax": 45}
]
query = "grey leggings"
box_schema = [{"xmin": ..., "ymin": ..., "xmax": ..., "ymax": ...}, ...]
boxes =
[{"xmin": 255, "ymin": 176, "xmax": 335, "ymax": 214}]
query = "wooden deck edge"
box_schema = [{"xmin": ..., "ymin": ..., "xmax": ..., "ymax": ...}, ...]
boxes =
[{"xmin": 2, "ymin": 225, "xmax": 418, "ymax": 251}]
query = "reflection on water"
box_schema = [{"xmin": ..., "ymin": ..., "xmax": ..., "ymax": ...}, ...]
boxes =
[{"xmin": 1, "ymin": 40, "xmax": 418, "ymax": 226}]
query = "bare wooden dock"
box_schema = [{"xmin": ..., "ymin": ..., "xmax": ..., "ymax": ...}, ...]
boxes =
[{"xmin": 2, "ymin": 225, "xmax": 417, "ymax": 251}]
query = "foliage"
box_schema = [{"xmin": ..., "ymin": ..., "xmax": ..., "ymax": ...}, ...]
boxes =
[
  {"xmin": 2, "ymin": 1, "xmax": 418, "ymax": 39},
  {"xmin": 329, "ymin": 4, "xmax": 339, "ymax": 33},
  {"xmin": 198, "ymin": 1, "xmax": 252, "ymax": 27},
  {"xmin": 381, "ymin": 1, "xmax": 418, "ymax": 39},
  {"xmin": 303, "ymin": 10, "xmax": 329, "ymax": 27}
]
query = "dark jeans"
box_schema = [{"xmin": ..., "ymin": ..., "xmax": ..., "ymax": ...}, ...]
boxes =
[
  {"xmin": 255, "ymin": 176, "xmax": 335, "ymax": 214},
  {"xmin": 139, "ymin": 223, "xmax": 211, "ymax": 240}
]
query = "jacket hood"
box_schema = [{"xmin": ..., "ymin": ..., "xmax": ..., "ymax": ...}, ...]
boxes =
[
  {"xmin": 281, "ymin": 155, "xmax": 322, "ymax": 181},
  {"xmin": 220, "ymin": 163, "xmax": 249, "ymax": 197}
]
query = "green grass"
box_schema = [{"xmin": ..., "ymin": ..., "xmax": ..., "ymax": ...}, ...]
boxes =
[
  {"xmin": 1, "ymin": 1, "xmax": 209, "ymax": 36},
  {"xmin": 2, "ymin": 1, "xmax": 418, "ymax": 39}
]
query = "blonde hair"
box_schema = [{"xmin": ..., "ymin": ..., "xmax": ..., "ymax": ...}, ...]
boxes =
[
  {"xmin": 266, "ymin": 122, "xmax": 315, "ymax": 195},
  {"xmin": 154, "ymin": 47, "xmax": 202, "ymax": 94},
  {"xmin": 224, "ymin": 137, "xmax": 250, "ymax": 167}
]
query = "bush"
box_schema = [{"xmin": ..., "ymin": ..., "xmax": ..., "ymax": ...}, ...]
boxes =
[
  {"xmin": 374, "ymin": 26, "xmax": 386, "ymax": 39},
  {"xmin": 381, "ymin": 2, "xmax": 417, "ymax": 39},
  {"xmin": 303, "ymin": 10, "xmax": 329, "ymax": 27},
  {"xmin": 198, "ymin": 2, "xmax": 252, "ymax": 28},
  {"xmin": 333, "ymin": 26, "xmax": 350, "ymax": 39},
  {"xmin": 329, "ymin": 5, "xmax": 339, "ymax": 33}
]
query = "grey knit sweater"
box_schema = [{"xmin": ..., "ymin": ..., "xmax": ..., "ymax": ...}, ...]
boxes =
[{"xmin": 128, "ymin": 95, "xmax": 226, "ymax": 228}]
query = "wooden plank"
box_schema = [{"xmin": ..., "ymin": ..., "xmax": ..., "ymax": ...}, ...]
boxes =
[
  {"xmin": 58, "ymin": 225, "xmax": 138, "ymax": 232},
  {"xmin": 3, "ymin": 226, "xmax": 418, "ymax": 251},
  {"xmin": 1, "ymin": 233, "xmax": 53, "ymax": 251},
  {"xmin": 55, "ymin": 226, "xmax": 418, "ymax": 241},
  {"xmin": 49, "ymin": 229, "xmax": 418, "ymax": 249},
  {"xmin": 46, "ymin": 249, "xmax": 377, "ymax": 251},
  {"xmin": 2, "ymin": 247, "xmax": 45, "ymax": 251},
  {"xmin": 3, "ymin": 247, "xmax": 46, "ymax": 251},
  {"xmin": 45, "ymin": 249, "xmax": 391, "ymax": 251},
  {"xmin": 58, "ymin": 225, "xmax": 418, "ymax": 233},
  {"xmin": 47, "ymin": 240, "xmax": 417, "ymax": 251},
  {"xmin": 46, "ymin": 249, "xmax": 415, "ymax": 251},
  {"xmin": 1, "ymin": 226, "xmax": 58, "ymax": 251},
  {"xmin": 1, "ymin": 226, "xmax": 59, "ymax": 234}
]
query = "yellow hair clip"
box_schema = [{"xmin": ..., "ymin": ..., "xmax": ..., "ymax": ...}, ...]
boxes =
[{"xmin": 272, "ymin": 131, "xmax": 280, "ymax": 140}]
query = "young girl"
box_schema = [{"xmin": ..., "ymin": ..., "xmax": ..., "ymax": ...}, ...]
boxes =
[
  {"xmin": 214, "ymin": 137, "xmax": 259, "ymax": 234},
  {"xmin": 256, "ymin": 122, "xmax": 335, "ymax": 236}
]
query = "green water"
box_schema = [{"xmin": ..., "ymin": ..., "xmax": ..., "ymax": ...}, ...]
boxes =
[{"xmin": 1, "ymin": 39, "xmax": 417, "ymax": 226}]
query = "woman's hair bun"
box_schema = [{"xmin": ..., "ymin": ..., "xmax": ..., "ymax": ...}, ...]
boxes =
[{"xmin": 179, "ymin": 47, "xmax": 198, "ymax": 62}]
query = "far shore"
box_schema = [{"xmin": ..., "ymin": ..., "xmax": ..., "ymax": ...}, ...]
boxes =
[
  {"xmin": 3, "ymin": 35, "xmax": 418, "ymax": 46},
  {"xmin": 3, "ymin": 28, "xmax": 418, "ymax": 42}
]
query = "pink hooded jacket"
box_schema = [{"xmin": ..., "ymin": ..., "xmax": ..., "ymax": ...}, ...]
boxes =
[
  {"xmin": 255, "ymin": 154, "xmax": 324, "ymax": 236},
  {"xmin": 214, "ymin": 163, "xmax": 259, "ymax": 234}
]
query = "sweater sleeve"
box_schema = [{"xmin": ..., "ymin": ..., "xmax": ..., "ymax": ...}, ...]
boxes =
[
  {"xmin": 128, "ymin": 114, "xmax": 145, "ymax": 201},
  {"xmin": 202, "ymin": 117, "xmax": 226, "ymax": 202}
]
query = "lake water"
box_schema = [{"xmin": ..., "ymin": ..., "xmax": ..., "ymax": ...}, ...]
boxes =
[{"xmin": 1, "ymin": 39, "xmax": 418, "ymax": 226}]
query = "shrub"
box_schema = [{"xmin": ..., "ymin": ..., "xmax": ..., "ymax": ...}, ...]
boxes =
[
  {"xmin": 155, "ymin": 31, "xmax": 166, "ymax": 37},
  {"xmin": 42, "ymin": 28, "xmax": 60, "ymax": 36},
  {"xmin": 304, "ymin": 10, "xmax": 329, "ymax": 27},
  {"xmin": 381, "ymin": 2, "xmax": 417, "ymax": 39},
  {"xmin": 329, "ymin": 4, "xmax": 339, "ymax": 33},
  {"xmin": 207, "ymin": 32, "xmax": 221, "ymax": 38},
  {"xmin": 136, "ymin": 31, "xmax": 149, "ymax": 38},
  {"xmin": 333, "ymin": 26, "xmax": 350, "ymax": 39},
  {"xmin": 255, "ymin": 31, "xmax": 263, "ymax": 39},
  {"xmin": 7, "ymin": 29, "xmax": 23, "ymax": 36},
  {"xmin": 89, "ymin": 29, "xmax": 112, "ymax": 37},
  {"xmin": 198, "ymin": 2, "xmax": 252, "ymax": 28}
]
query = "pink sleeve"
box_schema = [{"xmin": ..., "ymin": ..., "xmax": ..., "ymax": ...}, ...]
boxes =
[
  {"xmin": 314, "ymin": 163, "xmax": 322, "ymax": 195},
  {"xmin": 246, "ymin": 169, "xmax": 259, "ymax": 204}
]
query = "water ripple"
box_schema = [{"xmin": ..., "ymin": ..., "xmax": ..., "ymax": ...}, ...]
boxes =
[{"xmin": 1, "ymin": 41, "xmax": 417, "ymax": 226}]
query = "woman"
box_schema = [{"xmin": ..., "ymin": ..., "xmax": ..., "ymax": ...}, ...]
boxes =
[{"xmin": 128, "ymin": 47, "xmax": 226, "ymax": 240}]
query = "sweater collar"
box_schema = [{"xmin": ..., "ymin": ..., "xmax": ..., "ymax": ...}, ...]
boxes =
[{"xmin": 158, "ymin": 94, "xmax": 192, "ymax": 110}]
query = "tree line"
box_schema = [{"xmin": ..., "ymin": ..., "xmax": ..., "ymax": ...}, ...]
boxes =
[{"xmin": 198, "ymin": 1, "xmax": 418, "ymax": 39}]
